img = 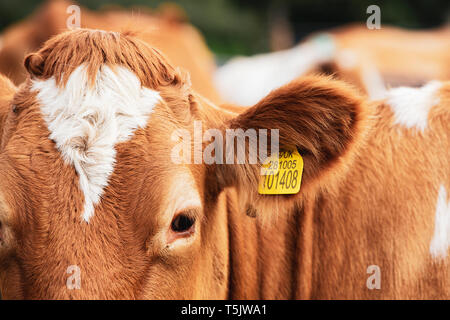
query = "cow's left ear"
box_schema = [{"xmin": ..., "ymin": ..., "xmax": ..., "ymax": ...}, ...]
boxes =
[{"xmin": 215, "ymin": 75, "xmax": 368, "ymax": 208}]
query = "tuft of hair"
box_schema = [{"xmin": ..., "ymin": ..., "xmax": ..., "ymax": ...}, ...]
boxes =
[{"xmin": 23, "ymin": 28, "xmax": 183, "ymax": 90}]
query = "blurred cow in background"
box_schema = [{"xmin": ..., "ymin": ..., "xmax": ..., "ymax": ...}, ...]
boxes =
[
  {"xmin": 332, "ymin": 24, "xmax": 450, "ymax": 87},
  {"xmin": 215, "ymin": 24, "xmax": 450, "ymax": 105},
  {"xmin": 0, "ymin": 0, "xmax": 222, "ymax": 103}
]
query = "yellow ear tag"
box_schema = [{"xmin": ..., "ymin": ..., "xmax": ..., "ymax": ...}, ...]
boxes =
[{"xmin": 258, "ymin": 146, "xmax": 303, "ymax": 195}]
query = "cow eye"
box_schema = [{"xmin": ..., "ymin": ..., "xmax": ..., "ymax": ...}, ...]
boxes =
[{"xmin": 171, "ymin": 214, "xmax": 195, "ymax": 233}]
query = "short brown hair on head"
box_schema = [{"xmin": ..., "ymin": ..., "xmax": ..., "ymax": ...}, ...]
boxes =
[{"xmin": 23, "ymin": 28, "xmax": 183, "ymax": 89}]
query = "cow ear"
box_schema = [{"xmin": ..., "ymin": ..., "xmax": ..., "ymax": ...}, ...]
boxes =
[
  {"xmin": 215, "ymin": 76, "xmax": 367, "ymax": 210},
  {"xmin": 24, "ymin": 52, "xmax": 45, "ymax": 78}
]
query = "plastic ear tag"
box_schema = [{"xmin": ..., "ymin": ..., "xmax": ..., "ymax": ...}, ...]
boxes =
[{"xmin": 258, "ymin": 146, "xmax": 303, "ymax": 195}]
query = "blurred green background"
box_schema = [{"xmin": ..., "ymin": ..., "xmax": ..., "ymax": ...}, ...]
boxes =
[{"xmin": 1, "ymin": 0, "xmax": 449, "ymax": 60}]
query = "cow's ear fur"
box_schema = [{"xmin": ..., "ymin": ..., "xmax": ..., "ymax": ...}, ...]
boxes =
[
  {"xmin": 0, "ymin": 74, "xmax": 16, "ymax": 143},
  {"xmin": 215, "ymin": 75, "xmax": 368, "ymax": 213},
  {"xmin": 24, "ymin": 53, "xmax": 45, "ymax": 78}
]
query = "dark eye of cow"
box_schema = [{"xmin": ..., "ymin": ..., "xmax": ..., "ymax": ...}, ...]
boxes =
[{"xmin": 171, "ymin": 214, "xmax": 195, "ymax": 233}]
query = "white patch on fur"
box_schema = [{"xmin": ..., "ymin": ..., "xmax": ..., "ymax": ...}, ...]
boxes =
[
  {"xmin": 430, "ymin": 185, "xmax": 450, "ymax": 260},
  {"xmin": 32, "ymin": 64, "xmax": 161, "ymax": 222},
  {"xmin": 214, "ymin": 34, "xmax": 336, "ymax": 106},
  {"xmin": 386, "ymin": 81, "xmax": 442, "ymax": 131}
]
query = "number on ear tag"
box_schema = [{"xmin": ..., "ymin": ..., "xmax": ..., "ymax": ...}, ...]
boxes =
[{"xmin": 258, "ymin": 146, "xmax": 303, "ymax": 195}]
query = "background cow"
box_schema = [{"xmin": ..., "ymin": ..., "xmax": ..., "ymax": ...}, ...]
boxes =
[
  {"xmin": 215, "ymin": 24, "xmax": 450, "ymax": 105},
  {"xmin": 0, "ymin": 29, "xmax": 449, "ymax": 299}
]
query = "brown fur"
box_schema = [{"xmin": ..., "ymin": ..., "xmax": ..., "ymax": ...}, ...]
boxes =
[
  {"xmin": 0, "ymin": 29, "xmax": 448, "ymax": 299},
  {"xmin": 23, "ymin": 29, "xmax": 181, "ymax": 89}
]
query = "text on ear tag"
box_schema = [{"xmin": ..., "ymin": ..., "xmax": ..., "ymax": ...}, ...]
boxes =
[{"xmin": 258, "ymin": 146, "xmax": 303, "ymax": 195}]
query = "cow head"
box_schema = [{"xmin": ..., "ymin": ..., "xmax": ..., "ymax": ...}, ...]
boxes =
[{"xmin": 0, "ymin": 29, "xmax": 366, "ymax": 299}]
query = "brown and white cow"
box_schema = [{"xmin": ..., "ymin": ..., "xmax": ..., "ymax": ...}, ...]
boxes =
[
  {"xmin": 215, "ymin": 24, "xmax": 450, "ymax": 105},
  {"xmin": 0, "ymin": 0, "xmax": 221, "ymax": 103},
  {"xmin": 0, "ymin": 29, "xmax": 449, "ymax": 299}
]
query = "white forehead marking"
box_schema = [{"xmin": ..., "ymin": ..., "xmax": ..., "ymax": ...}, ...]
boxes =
[
  {"xmin": 430, "ymin": 185, "xmax": 450, "ymax": 260},
  {"xmin": 386, "ymin": 81, "xmax": 442, "ymax": 132},
  {"xmin": 214, "ymin": 33, "xmax": 335, "ymax": 106},
  {"xmin": 32, "ymin": 64, "xmax": 161, "ymax": 222}
]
